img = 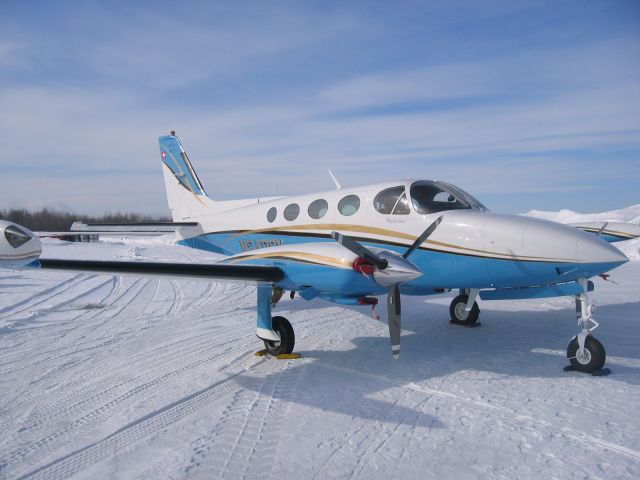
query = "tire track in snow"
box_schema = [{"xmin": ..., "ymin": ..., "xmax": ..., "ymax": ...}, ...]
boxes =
[
  {"xmin": 315, "ymin": 363, "xmax": 640, "ymax": 463},
  {"xmin": 0, "ymin": 275, "xmax": 124, "ymax": 369},
  {"xmin": 0, "ymin": 274, "xmax": 87, "ymax": 319},
  {"xmin": 170, "ymin": 308, "xmax": 365, "ymax": 479},
  {"xmin": 185, "ymin": 359, "xmax": 303, "ymax": 479},
  {"xmin": 15, "ymin": 360, "xmax": 261, "ymax": 480},
  {"xmin": 15, "ymin": 305, "xmax": 343, "ymax": 437},
  {"xmin": 2, "ymin": 307, "xmax": 345, "ymax": 473}
]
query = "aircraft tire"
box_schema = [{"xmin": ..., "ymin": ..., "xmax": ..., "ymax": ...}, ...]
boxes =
[
  {"xmin": 449, "ymin": 294, "xmax": 480, "ymax": 326},
  {"xmin": 566, "ymin": 335, "xmax": 606, "ymax": 373},
  {"xmin": 263, "ymin": 316, "xmax": 295, "ymax": 355}
]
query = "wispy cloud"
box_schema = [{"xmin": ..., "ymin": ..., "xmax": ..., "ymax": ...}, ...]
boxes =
[{"xmin": 0, "ymin": 1, "xmax": 639, "ymax": 214}]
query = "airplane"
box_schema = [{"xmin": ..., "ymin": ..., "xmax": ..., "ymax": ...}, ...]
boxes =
[{"xmin": 0, "ymin": 131, "xmax": 636, "ymax": 373}]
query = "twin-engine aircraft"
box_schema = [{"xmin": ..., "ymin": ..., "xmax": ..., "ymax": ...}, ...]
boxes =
[{"xmin": 1, "ymin": 132, "xmax": 637, "ymax": 373}]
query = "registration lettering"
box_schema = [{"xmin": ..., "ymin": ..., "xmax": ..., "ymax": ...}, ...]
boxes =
[{"xmin": 239, "ymin": 238, "xmax": 283, "ymax": 251}]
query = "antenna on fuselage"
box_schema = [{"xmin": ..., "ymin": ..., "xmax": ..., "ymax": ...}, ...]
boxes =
[{"xmin": 328, "ymin": 169, "xmax": 342, "ymax": 190}]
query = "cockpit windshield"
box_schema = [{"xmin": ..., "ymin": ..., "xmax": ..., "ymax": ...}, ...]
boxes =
[{"xmin": 410, "ymin": 181, "xmax": 488, "ymax": 214}]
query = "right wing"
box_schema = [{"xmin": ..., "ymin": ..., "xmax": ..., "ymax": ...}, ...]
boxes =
[{"xmin": 570, "ymin": 221, "xmax": 640, "ymax": 243}]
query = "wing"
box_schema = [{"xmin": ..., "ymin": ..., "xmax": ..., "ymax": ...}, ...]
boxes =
[
  {"xmin": 39, "ymin": 222, "xmax": 203, "ymax": 239},
  {"xmin": 570, "ymin": 221, "xmax": 640, "ymax": 243},
  {"xmin": 36, "ymin": 258, "xmax": 284, "ymax": 283}
]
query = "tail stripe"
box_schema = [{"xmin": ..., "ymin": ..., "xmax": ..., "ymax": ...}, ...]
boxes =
[{"xmin": 159, "ymin": 135, "xmax": 207, "ymax": 197}]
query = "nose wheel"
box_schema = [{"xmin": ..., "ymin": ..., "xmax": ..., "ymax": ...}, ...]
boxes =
[
  {"xmin": 566, "ymin": 280, "xmax": 607, "ymax": 374},
  {"xmin": 566, "ymin": 335, "xmax": 605, "ymax": 372}
]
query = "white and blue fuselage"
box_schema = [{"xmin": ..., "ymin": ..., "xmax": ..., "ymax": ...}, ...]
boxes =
[{"xmin": 159, "ymin": 142, "xmax": 627, "ymax": 302}]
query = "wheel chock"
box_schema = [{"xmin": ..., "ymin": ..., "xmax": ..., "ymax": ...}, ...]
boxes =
[
  {"xmin": 255, "ymin": 349, "xmax": 269, "ymax": 357},
  {"xmin": 276, "ymin": 353, "xmax": 302, "ymax": 360}
]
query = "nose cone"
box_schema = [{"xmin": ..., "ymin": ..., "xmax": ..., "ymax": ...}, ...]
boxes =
[
  {"xmin": 577, "ymin": 232, "xmax": 628, "ymax": 269},
  {"xmin": 477, "ymin": 213, "xmax": 628, "ymax": 286}
]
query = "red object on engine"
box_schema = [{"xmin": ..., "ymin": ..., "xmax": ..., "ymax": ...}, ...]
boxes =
[
  {"xmin": 358, "ymin": 297, "xmax": 378, "ymax": 305},
  {"xmin": 353, "ymin": 257, "xmax": 375, "ymax": 275}
]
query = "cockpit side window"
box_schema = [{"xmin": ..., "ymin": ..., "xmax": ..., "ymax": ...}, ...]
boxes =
[
  {"xmin": 374, "ymin": 186, "xmax": 410, "ymax": 215},
  {"xmin": 5, "ymin": 225, "xmax": 31, "ymax": 248},
  {"xmin": 410, "ymin": 181, "xmax": 471, "ymax": 214}
]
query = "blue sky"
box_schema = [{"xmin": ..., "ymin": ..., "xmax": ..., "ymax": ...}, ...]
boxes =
[{"xmin": 1, "ymin": 0, "xmax": 639, "ymax": 215}]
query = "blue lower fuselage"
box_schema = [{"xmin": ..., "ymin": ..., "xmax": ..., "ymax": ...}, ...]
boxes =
[{"xmin": 179, "ymin": 232, "xmax": 623, "ymax": 299}]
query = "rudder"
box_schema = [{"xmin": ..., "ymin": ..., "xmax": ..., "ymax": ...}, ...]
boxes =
[{"xmin": 159, "ymin": 132, "xmax": 216, "ymax": 221}]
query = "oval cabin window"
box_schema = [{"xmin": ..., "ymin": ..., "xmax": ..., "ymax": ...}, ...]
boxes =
[
  {"xmin": 338, "ymin": 195, "xmax": 360, "ymax": 216},
  {"xmin": 284, "ymin": 203, "xmax": 300, "ymax": 221},
  {"xmin": 267, "ymin": 207, "xmax": 277, "ymax": 223},
  {"xmin": 308, "ymin": 199, "xmax": 328, "ymax": 219}
]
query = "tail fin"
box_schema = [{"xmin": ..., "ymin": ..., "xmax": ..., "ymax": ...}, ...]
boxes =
[{"xmin": 159, "ymin": 133, "xmax": 216, "ymax": 221}]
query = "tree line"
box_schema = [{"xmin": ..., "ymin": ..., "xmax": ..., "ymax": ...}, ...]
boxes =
[{"xmin": 0, "ymin": 208, "xmax": 170, "ymax": 232}]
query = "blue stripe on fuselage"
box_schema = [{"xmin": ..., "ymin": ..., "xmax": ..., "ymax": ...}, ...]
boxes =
[{"xmin": 178, "ymin": 232, "xmax": 623, "ymax": 295}]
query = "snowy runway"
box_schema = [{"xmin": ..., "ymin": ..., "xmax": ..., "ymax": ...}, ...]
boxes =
[{"xmin": 1, "ymin": 239, "xmax": 639, "ymax": 479}]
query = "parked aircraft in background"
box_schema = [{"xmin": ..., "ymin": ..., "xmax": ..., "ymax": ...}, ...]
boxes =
[{"xmin": 1, "ymin": 132, "xmax": 636, "ymax": 373}]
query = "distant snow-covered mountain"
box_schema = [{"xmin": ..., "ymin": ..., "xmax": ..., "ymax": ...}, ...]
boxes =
[{"xmin": 523, "ymin": 204, "xmax": 640, "ymax": 261}]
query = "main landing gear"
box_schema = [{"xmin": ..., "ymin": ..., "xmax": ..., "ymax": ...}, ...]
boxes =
[
  {"xmin": 566, "ymin": 280, "xmax": 606, "ymax": 373},
  {"xmin": 262, "ymin": 315, "xmax": 295, "ymax": 356},
  {"xmin": 255, "ymin": 285, "xmax": 300, "ymax": 359},
  {"xmin": 449, "ymin": 289, "xmax": 480, "ymax": 326}
]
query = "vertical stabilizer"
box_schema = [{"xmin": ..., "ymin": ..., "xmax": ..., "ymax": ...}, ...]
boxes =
[{"xmin": 159, "ymin": 132, "xmax": 216, "ymax": 221}]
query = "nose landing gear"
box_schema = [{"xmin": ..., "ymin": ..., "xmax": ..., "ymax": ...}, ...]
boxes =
[{"xmin": 566, "ymin": 279, "xmax": 606, "ymax": 374}]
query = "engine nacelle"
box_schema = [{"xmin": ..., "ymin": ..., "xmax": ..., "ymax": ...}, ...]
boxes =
[{"xmin": 0, "ymin": 220, "xmax": 42, "ymax": 269}]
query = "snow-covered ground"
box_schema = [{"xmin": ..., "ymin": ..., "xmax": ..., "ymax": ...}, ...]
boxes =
[{"xmin": 1, "ymin": 209, "xmax": 640, "ymax": 479}]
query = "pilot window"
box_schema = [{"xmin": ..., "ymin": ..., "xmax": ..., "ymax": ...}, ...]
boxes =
[
  {"xmin": 373, "ymin": 186, "xmax": 410, "ymax": 215},
  {"xmin": 5, "ymin": 225, "xmax": 31, "ymax": 248},
  {"xmin": 308, "ymin": 199, "xmax": 328, "ymax": 219},
  {"xmin": 266, "ymin": 207, "xmax": 277, "ymax": 223},
  {"xmin": 410, "ymin": 181, "xmax": 472, "ymax": 214},
  {"xmin": 284, "ymin": 203, "xmax": 300, "ymax": 221},
  {"xmin": 338, "ymin": 195, "xmax": 360, "ymax": 216}
]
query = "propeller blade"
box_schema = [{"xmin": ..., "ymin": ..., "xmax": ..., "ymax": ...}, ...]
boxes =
[
  {"xmin": 331, "ymin": 231, "xmax": 388, "ymax": 270},
  {"xmin": 387, "ymin": 284, "xmax": 401, "ymax": 359},
  {"xmin": 403, "ymin": 215, "xmax": 443, "ymax": 259}
]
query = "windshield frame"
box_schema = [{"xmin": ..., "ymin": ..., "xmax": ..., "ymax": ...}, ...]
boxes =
[
  {"xmin": 435, "ymin": 181, "xmax": 489, "ymax": 212},
  {"xmin": 409, "ymin": 180, "xmax": 489, "ymax": 214}
]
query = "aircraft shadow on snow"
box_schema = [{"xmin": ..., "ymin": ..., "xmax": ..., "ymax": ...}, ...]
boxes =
[{"xmin": 232, "ymin": 297, "xmax": 640, "ymax": 426}]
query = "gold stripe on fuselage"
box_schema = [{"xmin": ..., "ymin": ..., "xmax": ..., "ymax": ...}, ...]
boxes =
[
  {"xmin": 227, "ymin": 251, "xmax": 353, "ymax": 269},
  {"xmin": 221, "ymin": 223, "xmax": 579, "ymax": 263}
]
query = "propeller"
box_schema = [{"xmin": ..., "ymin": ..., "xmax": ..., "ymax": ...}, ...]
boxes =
[
  {"xmin": 388, "ymin": 284, "xmax": 401, "ymax": 358},
  {"xmin": 331, "ymin": 215, "xmax": 443, "ymax": 358},
  {"xmin": 330, "ymin": 231, "xmax": 388, "ymax": 269},
  {"xmin": 403, "ymin": 215, "xmax": 443, "ymax": 259}
]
